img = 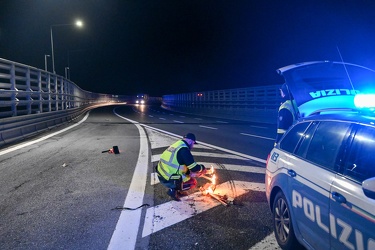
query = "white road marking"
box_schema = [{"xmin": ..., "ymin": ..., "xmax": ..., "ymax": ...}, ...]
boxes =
[
  {"xmin": 250, "ymin": 125, "xmax": 268, "ymax": 129},
  {"xmin": 159, "ymin": 118, "xmax": 166, "ymax": 120},
  {"xmin": 240, "ymin": 133, "xmax": 274, "ymax": 141},
  {"xmin": 173, "ymin": 120, "xmax": 184, "ymax": 123},
  {"xmin": 150, "ymin": 162, "xmax": 265, "ymax": 186},
  {"xmin": 149, "ymin": 115, "xmax": 154, "ymax": 117},
  {"xmin": 140, "ymin": 125, "xmax": 266, "ymax": 163},
  {"xmin": 200, "ymin": 162, "xmax": 265, "ymax": 174},
  {"xmin": 179, "ymin": 115, "xmax": 186, "ymax": 118},
  {"xmin": 108, "ymin": 111, "xmax": 149, "ymax": 250},
  {"xmin": 142, "ymin": 181, "xmax": 265, "ymax": 237},
  {"xmin": 194, "ymin": 118, "xmax": 203, "ymax": 120},
  {"xmin": 192, "ymin": 152, "xmax": 246, "ymax": 159},
  {"xmin": 199, "ymin": 125, "xmax": 218, "ymax": 130},
  {"xmin": 151, "ymin": 173, "xmax": 159, "ymax": 185},
  {"xmin": 0, "ymin": 112, "xmax": 90, "ymax": 156},
  {"xmin": 152, "ymin": 152, "xmax": 247, "ymax": 163},
  {"xmin": 249, "ymin": 233, "xmax": 281, "ymax": 250},
  {"xmin": 151, "ymin": 154, "xmax": 161, "ymax": 163},
  {"xmin": 216, "ymin": 120, "xmax": 228, "ymax": 123}
]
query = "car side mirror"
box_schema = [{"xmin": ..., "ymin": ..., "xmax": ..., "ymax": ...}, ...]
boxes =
[{"xmin": 362, "ymin": 177, "xmax": 375, "ymax": 199}]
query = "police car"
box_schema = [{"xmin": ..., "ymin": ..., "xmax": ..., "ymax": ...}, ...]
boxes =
[{"xmin": 265, "ymin": 61, "xmax": 375, "ymax": 250}]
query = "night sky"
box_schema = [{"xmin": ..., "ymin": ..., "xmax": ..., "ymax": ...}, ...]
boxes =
[{"xmin": 1, "ymin": 0, "xmax": 375, "ymax": 97}]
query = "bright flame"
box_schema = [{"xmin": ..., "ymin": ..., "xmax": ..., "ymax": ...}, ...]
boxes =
[
  {"xmin": 210, "ymin": 166, "xmax": 215, "ymax": 175},
  {"xmin": 212, "ymin": 174, "xmax": 216, "ymax": 185}
]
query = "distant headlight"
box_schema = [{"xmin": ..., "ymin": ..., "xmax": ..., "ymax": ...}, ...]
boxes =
[
  {"xmin": 140, "ymin": 100, "xmax": 145, "ymax": 104},
  {"xmin": 136, "ymin": 100, "xmax": 139, "ymax": 104}
]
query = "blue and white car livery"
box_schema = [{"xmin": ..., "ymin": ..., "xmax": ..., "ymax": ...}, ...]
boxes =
[{"xmin": 266, "ymin": 61, "xmax": 375, "ymax": 250}]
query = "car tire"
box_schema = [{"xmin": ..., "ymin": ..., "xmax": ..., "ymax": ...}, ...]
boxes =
[{"xmin": 273, "ymin": 191, "xmax": 303, "ymax": 250}]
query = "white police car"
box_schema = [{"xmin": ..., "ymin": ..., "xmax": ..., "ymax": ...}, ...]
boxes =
[{"xmin": 266, "ymin": 61, "xmax": 375, "ymax": 250}]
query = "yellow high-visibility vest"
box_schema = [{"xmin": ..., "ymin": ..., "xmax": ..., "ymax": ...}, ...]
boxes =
[
  {"xmin": 157, "ymin": 140, "xmax": 197, "ymax": 182},
  {"xmin": 277, "ymin": 100, "xmax": 298, "ymax": 134}
]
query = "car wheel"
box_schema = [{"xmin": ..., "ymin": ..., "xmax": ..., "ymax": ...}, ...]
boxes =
[{"xmin": 273, "ymin": 191, "xmax": 303, "ymax": 250}]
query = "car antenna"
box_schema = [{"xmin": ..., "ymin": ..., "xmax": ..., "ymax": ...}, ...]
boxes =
[{"xmin": 336, "ymin": 46, "xmax": 355, "ymax": 91}]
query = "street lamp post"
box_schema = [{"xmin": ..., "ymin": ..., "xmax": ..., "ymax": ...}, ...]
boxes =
[
  {"xmin": 50, "ymin": 19, "xmax": 83, "ymax": 74},
  {"xmin": 44, "ymin": 54, "xmax": 50, "ymax": 71},
  {"xmin": 65, "ymin": 67, "xmax": 70, "ymax": 79}
]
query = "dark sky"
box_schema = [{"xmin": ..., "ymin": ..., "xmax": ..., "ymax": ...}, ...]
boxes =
[{"xmin": 1, "ymin": 0, "xmax": 375, "ymax": 96}]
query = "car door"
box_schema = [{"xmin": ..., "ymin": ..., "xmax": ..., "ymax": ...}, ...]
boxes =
[
  {"xmin": 286, "ymin": 121, "xmax": 351, "ymax": 249},
  {"xmin": 330, "ymin": 124, "xmax": 375, "ymax": 250}
]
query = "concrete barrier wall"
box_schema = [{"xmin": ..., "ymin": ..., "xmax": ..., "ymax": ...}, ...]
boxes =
[{"xmin": 162, "ymin": 85, "xmax": 281, "ymax": 124}]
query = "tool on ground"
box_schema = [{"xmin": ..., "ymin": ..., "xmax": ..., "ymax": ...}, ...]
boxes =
[
  {"xmin": 102, "ymin": 146, "xmax": 120, "ymax": 154},
  {"xmin": 196, "ymin": 165, "xmax": 231, "ymax": 206}
]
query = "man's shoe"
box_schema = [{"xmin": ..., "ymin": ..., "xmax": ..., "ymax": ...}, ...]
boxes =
[
  {"xmin": 167, "ymin": 189, "xmax": 181, "ymax": 201},
  {"xmin": 177, "ymin": 191, "xmax": 189, "ymax": 197}
]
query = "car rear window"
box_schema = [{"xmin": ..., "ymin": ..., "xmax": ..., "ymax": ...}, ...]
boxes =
[
  {"xmin": 303, "ymin": 121, "xmax": 350, "ymax": 170},
  {"xmin": 344, "ymin": 125, "xmax": 375, "ymax": 182},
  {"xmin": 280, "ymin": 122, "xmax": 310, "ymax": 153}
]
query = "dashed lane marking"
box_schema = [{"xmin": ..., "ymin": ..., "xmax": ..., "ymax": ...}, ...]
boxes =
[
  {"xmin": 199, "ymin": 125, "xmax": 218, "ymax": 130},
  {"xmin": 173, "ymin": 120, "xmax": 184, "ymax": 123},
  {"xmin": 250, "ymin": 125, "xmax": 268, "ymax": 129},
  {"xmin": 240, "ymin": 133, "xmax": 274, "ymax": 141}
]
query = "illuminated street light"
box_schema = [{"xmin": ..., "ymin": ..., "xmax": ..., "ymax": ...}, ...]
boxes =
[
  {"xmin": 50, "ymin": 19, "xmax": 84, "ymax": 74},
  {"xmin": 65, "ymin": 67, "xmax": 70, "ymax": 79},
  {"xmin": 44, "ymin": 54, "xmax": 50, "ymax": 71}
]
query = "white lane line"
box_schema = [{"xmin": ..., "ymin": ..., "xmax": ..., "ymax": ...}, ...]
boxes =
[
  {"xmin": 142, "ymin": 181, "xmax": 265, "ymax": 237},
  {"xmin": 159, "ymin": 118, "xmax": 166, "ymax": 120},
  {"xmin": 149, "ymin": 115, "xmax": 154, "ymax": 117},
  {"xmin": 240, "ymin": 133, "xmax": 274, "ymax": 141},
  {"xmin": 151, "ymin": 173, "xmax": 159, "ymax": 185},
  {"xmin": 179, "ymin": 115, "xmax": 186, "ymax": 118},
  {"xmin": 194, "ymin": 118, "xmax": 203, "ymax": 120},
  {"xmin": 200, "ymin": 162, "xmax": 265, "ymax": 174},
  {"xmin": 108, "ymin": 111, "xmax": 149, "ymax": 250},
  {"xmin": 199, "ymin": 125, "xmax": 218, "ymax": 130},
  {"xmin": 151, "ymin": 154, "xmax": 160, "ymax": 163},
  {"xmin": 173, "ymin": 120, "xmax": 184, "ymax": 123},
  {"xmin": 152, "ymin": 152, "xmax": 249, "ymax": 164},
  {"xmin": 0, "ymin": 112, "xmax": 90, "ymax": 156},
  {"xmin": 150, "ymin": 162, "xmax": 265, "ymax": 186},
  {"xmin": 250, "ymin": 125, "xmax": 268, "ymax": 129},
  {"xmin": 250, "ymin": 233, "xmax": 280, "ymax": 250},
  {"xmin": 140, "ymin": 125, "xmax": 266, "ymax": 163},
  {"xmin": 192, "ymin": 152, "xmax": 246, "ymax": 160},
  {"xmin": 216, "ymin": 121, "xmax": 228, "ymax": 123}
]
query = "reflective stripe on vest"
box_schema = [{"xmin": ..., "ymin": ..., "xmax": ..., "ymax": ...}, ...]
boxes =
[
  {"xmin": 158, "ymin": 140, "xmax": 188, "ymax": 181},
  {"xmin": 277, "ymin": 99, "xmax": 299, "ymax": 135},
  {"xmin": 279, "ymin": 100, "xmax": 296, "ymax": 121}
]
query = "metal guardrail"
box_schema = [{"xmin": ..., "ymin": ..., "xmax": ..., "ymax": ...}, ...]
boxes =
[
  {"xmin": 0, "ymin": 57, "xmax": 113, "ymax": 118},
  {"xmin": 0, "ymin": 58, "xmax": 118, "ymax": 147},
  {"xmin": 161, "ymin": 85, "xmax": 282, "ymax": 124}
]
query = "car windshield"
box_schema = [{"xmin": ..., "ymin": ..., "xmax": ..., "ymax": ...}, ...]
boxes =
[{"xmin": 278, "ymin": 61, "xmax": 375, "ymax": 116}]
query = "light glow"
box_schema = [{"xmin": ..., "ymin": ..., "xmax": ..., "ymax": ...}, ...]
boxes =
[
  {"xmin": 354, "ymin": 94, "xmax": 375, "ymax": 108},
  {"xmin": 75, "ymin": 20, "xmax": 83, "ymax": 27}
]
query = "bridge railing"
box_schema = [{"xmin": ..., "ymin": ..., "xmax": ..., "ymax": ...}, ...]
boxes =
[
  {"xmin": 0, "ymin": 58, "xmax": 118, "ymax": 146},
  {"xmin": 162, "ymin": 85, "xmax": 282, "ymax": 124},
  {"xmin": 0, "ymin": 57, "xmax": 112, "ymax": 118}
]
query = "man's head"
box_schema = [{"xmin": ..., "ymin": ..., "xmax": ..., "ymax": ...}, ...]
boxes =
[
  {"xmin": 183, "ymin": 133, "xmax": 197, "ymax": 149},
  {"xmin": 280, "ymin": 83, "xmax": 290, "ymax": 100}
]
